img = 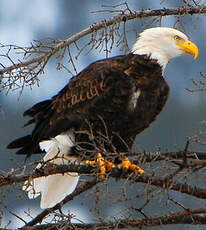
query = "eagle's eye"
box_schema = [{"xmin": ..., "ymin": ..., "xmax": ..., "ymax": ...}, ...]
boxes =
[{"xmin": 174, "ymin": 35, "xmax": 182, "ymax": 41}]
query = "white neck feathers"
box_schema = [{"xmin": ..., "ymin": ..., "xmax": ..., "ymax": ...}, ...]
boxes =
[
  {"xmin": 132, "ymin": 44, "xmax": 169, "ymax": 72},
  {"xmin": 132, "ymin": 27, "xmax": 188, "ymax": 72}
]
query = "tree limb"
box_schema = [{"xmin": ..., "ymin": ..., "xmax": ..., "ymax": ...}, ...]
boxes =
[
  {"xmin": 1, "ymin": 161, "xmax": 206, "ymax": 199},
  {"xmin": 4, "ymin": 208, "xmax": 206, "ymax": 229},
  {"xmin": 0, "ymin": 5, "xmax": 206, "ymax": 78},
  {"xmin": 1, "ymin": 149, "xmax": 206, "ymax": 187}
]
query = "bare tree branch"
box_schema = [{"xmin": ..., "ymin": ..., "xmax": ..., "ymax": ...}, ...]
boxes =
[
  {"xmin": 2, "ymin": 148, "xmax": 206, "ymax": 187},
  {"xmin": 2, "ymin": 157, "xmax": 206, "ymax": 199},
  {"xmin": 3, "ymin": 208, "xmax": 206, "ymax": 229},
  {"xmin": 1, "ymin": 5, "xmax": 206, "ymax": 92}
]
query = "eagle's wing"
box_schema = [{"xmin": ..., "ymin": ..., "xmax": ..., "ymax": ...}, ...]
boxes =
[{"xmin": 8, "ymin": 54, "xmax": 142, "ymax": 156}]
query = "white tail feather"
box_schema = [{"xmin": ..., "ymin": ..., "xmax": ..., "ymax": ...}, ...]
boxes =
[
  {"xmin": 23, "ymin": 131, "xmax": 79, "ymax": 209},
  {"xmin": 40, "ymin": 172, "xmax": 79, "ymax": 209}
]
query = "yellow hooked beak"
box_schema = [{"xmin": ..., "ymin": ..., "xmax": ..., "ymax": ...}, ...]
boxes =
[{"xmin": 177, "ymin": 40, "xmax": 199, "ymax": 59}]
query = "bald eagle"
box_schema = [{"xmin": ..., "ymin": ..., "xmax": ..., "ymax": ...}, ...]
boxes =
[{"xmin": 7, "ymin": 27, "xmax": 198, "ymax": 209}]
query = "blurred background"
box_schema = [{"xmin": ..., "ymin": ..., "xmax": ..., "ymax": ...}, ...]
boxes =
[{"xmin": 0, "ymin": 0, "xmax": 206, "ymax": 229}]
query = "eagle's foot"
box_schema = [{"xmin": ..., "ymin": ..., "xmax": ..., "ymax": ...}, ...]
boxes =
[
  {"xmin": 86, "ymin": 153, "xmax": 115, "ymax": 178},
  {"xmin": 121, "ymin": 157, "xmax": 144, "ymax": 175}
]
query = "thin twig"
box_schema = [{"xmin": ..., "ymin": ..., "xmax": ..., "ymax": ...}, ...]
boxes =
[
  {"xmin": 4, "ymin": 208, "xmax": 206, "ymax": 230},
  {"xmin": 0, "ymin": 5, "xmax": 206, "ymax": 76}
]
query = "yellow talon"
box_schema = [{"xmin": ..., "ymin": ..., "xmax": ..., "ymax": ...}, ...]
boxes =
[
  {"xmin": 86, "ymin": 155, "xmax": 143, "ymax": 177},
  {"xmin": 121, "ymin": 157, "xmax": 131, "ymax": 170},
  {"xmin": 85, "ymin": 160, "xmax": 96, "ymax": 165},
  {"xmin": 121, "ymin": 157, "xmax": 144, "ymax": 175},
  {"xmin": 106, "ymin": 161, "xmax": 115, "ymax": 171},
  {"xmin": 86, "ymin": 153, "xmax": 115, "ymax": 178}
]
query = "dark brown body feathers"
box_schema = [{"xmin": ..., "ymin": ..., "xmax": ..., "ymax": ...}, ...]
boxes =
[{"xmin": 8, "ymin": 54, "xmax": 169, "ymax": 157}]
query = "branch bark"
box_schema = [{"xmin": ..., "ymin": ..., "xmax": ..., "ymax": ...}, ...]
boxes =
[
  {"xmin": 2, "ymin": 160, "xmax": 206, "ymax": 199},
  {"xmin": 2, "ymin": 149, "xmax": 206, "ymax": 187},
  {"xmin": 4, "ymin": 208, "xmax": 206, "ymax": 229},
  {"xmin": 0, "ymin": 5, "xmax": 205, "ymax": 76}
]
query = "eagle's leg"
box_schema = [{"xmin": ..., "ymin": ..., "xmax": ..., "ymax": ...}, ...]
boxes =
[
  {"xmin": 86, "ymin": 153, "xmax": 115, "ymax": 178},
  {"xmin": 121, "ymin": 157, "xmax": 144, "ymax": 174}
]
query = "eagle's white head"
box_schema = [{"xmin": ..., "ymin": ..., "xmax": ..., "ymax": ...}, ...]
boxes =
[{"xmin": 132, "ymin": 27, "xmax": 198, "ymax": 71}]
